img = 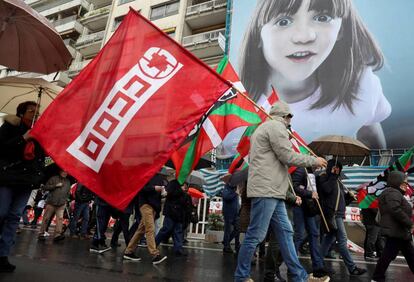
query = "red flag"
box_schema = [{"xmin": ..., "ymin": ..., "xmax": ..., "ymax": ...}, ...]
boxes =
[{"xmin": 31, "ymin": 9, "xmax": 231, "ymax": 210}]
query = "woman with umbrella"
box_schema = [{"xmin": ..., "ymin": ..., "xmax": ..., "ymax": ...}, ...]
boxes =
[{"xmin": 0, "ymin": 101, "xmax": 45, "ymax": 272}]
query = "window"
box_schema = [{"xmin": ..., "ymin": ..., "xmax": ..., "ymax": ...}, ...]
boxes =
[
  {"xmin": 112, "ymin": 15, "xmax": 125, "ymax": 31},
  {"xmin": 118, "ymin": 0, "xmax": 134, "ymax": 5},
  {"xmin": 150, "ymin": 1, "xmax": 180, "ymax": 20}
]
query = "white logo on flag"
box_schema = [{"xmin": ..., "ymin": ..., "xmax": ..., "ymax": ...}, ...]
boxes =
[{"xmin": 67, "ymin": 47, "xmax": 183, "ymax": 172}]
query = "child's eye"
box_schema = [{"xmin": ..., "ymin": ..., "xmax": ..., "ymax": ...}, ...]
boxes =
[
  {"xmin": 314, "ymin": 14, "xmax": 333, "ymax": 23},
  {"xmin": 275, "ymin": 17, "xmax": 293, "ymax": 27}
]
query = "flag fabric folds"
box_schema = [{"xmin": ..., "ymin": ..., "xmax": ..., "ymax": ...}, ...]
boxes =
[
  {"xmin": 172, "ymin": 56, "xmax": 261, "ymax": 184},
  {"xmin": 358, "ymin": 146, "xmax": 414, "ymax": 209},
  {"xmin": 30, "ymin": 9, "xmax": 232, "ymax": 210}
]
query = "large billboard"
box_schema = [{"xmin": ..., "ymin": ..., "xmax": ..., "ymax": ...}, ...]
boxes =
[{"xmin": 229, "ymin": 0, "xmax": 414, "ymax": 151}]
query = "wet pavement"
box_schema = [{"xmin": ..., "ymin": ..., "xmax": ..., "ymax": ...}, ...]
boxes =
[{"xmin": 1, "ymin": 227, "xmax": 412, "ymax": 282}]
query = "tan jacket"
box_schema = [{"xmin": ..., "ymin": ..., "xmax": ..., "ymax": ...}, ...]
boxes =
[{"xmin": 247, "ymin": 101, "xmax": 317, "ymax": 199}]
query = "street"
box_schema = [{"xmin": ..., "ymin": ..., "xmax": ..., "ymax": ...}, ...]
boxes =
[{"xmin": 0, "ymin": 227, "xmax": 411, "ymax": 282}]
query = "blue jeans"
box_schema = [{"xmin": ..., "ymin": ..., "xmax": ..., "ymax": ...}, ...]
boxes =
[
  {"xmin": 293, "ymin": 207, "xmax": 325, "ymax": 270},
  {"xmin": 0, "ymin": 186, "xmax": 31, "ymax": 256},
  {"xmin": 69, "ymin": 202, "xmax": 90, "ymax": 236},
  {"xmin": 320, "ymin": 217, "xmax": 356, "ymax": 272},
  {"xmin": 155, "ymin": 216, "xmax": 183, "ymax": 253},
  {"xmin": 223, "ymin": 215, "xmax": 240, "ymax": 249},
  {"xmin": 234, "ymin": 198, "xmax": 308, "ymax": 282},
  {"xmin": 92, "ymin": 204, "xmax": 111, "ymax": 245}
]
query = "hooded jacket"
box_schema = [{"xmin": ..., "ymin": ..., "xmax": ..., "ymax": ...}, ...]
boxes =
[
  {"xmin": 247, "ymin": 101, "xmax": 318, "ymax": 199},
  {"xmin": 0, "ymin": 115, "xmax": 45, "ymax": 190},
  {"xmin": 317, "ymin": 159, "xmax": 347, "ymax": 218},
  {"xmin": 378, "ymin": 171, "xmax": 413, "ymax": 240}
]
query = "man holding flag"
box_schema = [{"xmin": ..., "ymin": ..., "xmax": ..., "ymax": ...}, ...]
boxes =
[{"xmin": 234, "ymin": 101, "xmax": 327, "ymax": 282}]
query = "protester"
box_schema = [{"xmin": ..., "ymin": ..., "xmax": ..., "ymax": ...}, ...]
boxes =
[
  {"xmin": 69, "ymin": 183, "xmax": 94, "ymax": 239},
  {"xmin": 234, "ymin": 101, "xmax": 327, "ymax": 282},
  {"xmin": 155, "ymin": 180, "xmax": 188, "ymax": 257},
  {"xmin": 123, "ymin": 173, "xmax": 167, "ymax": 264},
  {"xmin": 318, "ymin": 160, "xmax": 367, "ymax": 276},
  {"xmin": 30, "ymin": 189, "xmax": 47, "ymax": 229},
  {"xmin": 38, "ymin": 169, "xmax": 71, "ymax": 242},
  {"xmin": 291, "ymin": 167, "xmax": 330, "ymax": 279},
  {"xmin": 222, "ymin": 182, "xmax": 240, "ymax": 254},
  {"xmin": 372, "ymin": 171, "xmax": 414, "ymax": 282},
  {"xmin": 361, "ymin": 207, "xmax": 384, "ymax": 260},
  {"xmin": 0, "ymin": 101, "xmax": 45, "ymax": 272}
]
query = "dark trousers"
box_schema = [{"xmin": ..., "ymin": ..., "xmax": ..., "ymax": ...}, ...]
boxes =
[
  {"xmin": 155, "ymin": 216, "xmax": 184, "ymax": 253},
  {"xmin": 223, "ymin": 215, "xmax": 240, "ymax": 249},
  {"xmin": 110, "ymin": 214, "xmax": 131, "ymax": 246},
  {"xmin": 92, "ymin": 204, "xmax": 111, "ymax": 246},
  {"xmin": 373, "ymin": 237, "xmax": 414, "ymax": 282},
  {"xmin": 31, "ymin": 207, "xmax": 43, "ymax": 225},
  {"xmin": 264, "ymin": 230, "xmax": 284, "ymax": 279},
  {"xmin": 364, "ymin": 224, "xmax": 384, "ymax": 257}
]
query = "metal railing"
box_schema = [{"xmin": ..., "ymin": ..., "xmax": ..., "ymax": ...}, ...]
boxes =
[
  {"xmin": 182, "ymin": 28, "xmax": 225, "ymax": 46},
  {"xmin": 75, "ymin": 31, "xmax": 105, "ymax": 46},
  {"xmin": 37, "ymin": 0, "xmax": 74, "ymax": 12},
  {"xmin": 52, "ymin": 15, "xmax": 77, "ymax": 27},
  {"xmin": 82, "ymin": 5, "xmax": 110, "ymax": 18},
  {"xmin": 186, "ymin": 0, "xmax": 226, "ymax": 16},
  {"xmin": 68, "ymin": 60, "xmax": 89, "ymax": 72}
]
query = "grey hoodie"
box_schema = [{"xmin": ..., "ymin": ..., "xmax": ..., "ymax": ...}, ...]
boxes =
[{"xmin": 247, "ymin": 101, "xmax": 318, "ymax": 199}]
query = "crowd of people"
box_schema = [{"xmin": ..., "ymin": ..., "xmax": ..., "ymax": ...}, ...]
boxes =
[{"xmin": 0, "ymin": 100, "xmax": 413, "ymax": 282}]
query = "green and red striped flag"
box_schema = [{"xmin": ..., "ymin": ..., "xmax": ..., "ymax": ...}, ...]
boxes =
[
  {"xmin": 228, "ymin": 88, "xmax": 279, "ymax": 173},
  {"xmin": 358, "ymin": 146, "xmax": 414, "ymax": 209},
  {"xmin": 171, "ymin": 56, "xmax": 261, "ymax": 184}
]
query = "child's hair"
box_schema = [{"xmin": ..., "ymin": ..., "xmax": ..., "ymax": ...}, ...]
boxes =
[{"xmin": 239, "ymin": 0, "xmax": 384, "ymax": 113}]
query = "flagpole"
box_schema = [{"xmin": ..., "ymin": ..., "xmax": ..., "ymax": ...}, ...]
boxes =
[{"xmin": 231, "ymin": 84, "xmax": 318, "ymax": 157}]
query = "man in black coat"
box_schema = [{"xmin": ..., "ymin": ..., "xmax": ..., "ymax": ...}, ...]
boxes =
[
  {"xmin": 318, "ymin": 159, "xmax": 366, "ymax": 276},
  {"xmin": 155, "ymin": 180, "xmax": 187, "ymax": 256},
  {"xmin": 372, "ymin": 171, "xmax": 414, "ymax": 282},
  {"xmin": 0, "ymin": 101, "xmax": 45, "ymax": 272}
]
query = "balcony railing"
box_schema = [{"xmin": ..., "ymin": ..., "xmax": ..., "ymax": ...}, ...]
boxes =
[
  {"xmin": 82, "ymin": 5, "xmax": 110, "ymax": 19},
  {"xmin": 186, "ymin": 0, "xmax": 226, "ymax": 16},
  {"xmin": 182, "ymin": 28, "xmax": 225, "ymax": 46},
  {"xmin": 75, "ymin": 31, "xmax": 105, "ymax": 46},
  {"xmin": 37, "ymin": 0, "xmax": 73, "ymax": 12},
  {"xmin": 52, "ymin": 15, "xmax": 77, "ymax": 27},
  {"xmin": 68, "ymin": 60, "xmax": 90, "ymax": 73}
]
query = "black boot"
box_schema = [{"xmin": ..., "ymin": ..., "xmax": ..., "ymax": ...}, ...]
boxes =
[{"xmin": 0, "ymin": 256, "xmax": 16, "ymax": 273}]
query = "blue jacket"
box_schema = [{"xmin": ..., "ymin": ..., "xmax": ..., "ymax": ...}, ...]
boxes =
[{"xmin": 222, "ymin": 184, "xmax": 239, "ymax": 221}]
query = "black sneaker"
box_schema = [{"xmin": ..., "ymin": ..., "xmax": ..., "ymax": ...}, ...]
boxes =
[
  {"xmin": 53, "ymin": 235, "xmax": 65, "ymax": 242},
  {"xmin": 38, "ymin": 234, "xmax": 46, "ymax": 241},
  {"xmin": 313, "ymin": 268, "xmax": 331, "ymax": 278},
  {"xmin": 350, "ymin": 267, "xmax": 367, "ymax": 276},
  {"xmin": 223, "ymin": 247, "xmax": 234, "ymax": 254},
  {"xmin": 89, "ymin": 244, "xmax": 111, "ymax": 254},
  {"xmin": 0, "ymin": 257, "xmax": 16, "ymax": 273},
  {"xmin": 152, "ymin": 255, "xmax": 167, "ymax": 265},
  {"xmin": 365, "ymin": 255, "xmax": 378, "ymax": 261},
  {"xmin": 174, "ymin": 250, "xmax": 188, "ymax": 257},
  {"xmin": 123, "ymin": 253, "xmax": 141, "ymax": 261}
]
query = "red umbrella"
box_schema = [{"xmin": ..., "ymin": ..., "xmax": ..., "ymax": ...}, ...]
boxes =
[
  {"xmin": 0, "ymin": 0, "xmax": 72, "ymax": 74},
  {"xmin": 188, "ymin": 187, "xmax": 204, "ymax": 199}
]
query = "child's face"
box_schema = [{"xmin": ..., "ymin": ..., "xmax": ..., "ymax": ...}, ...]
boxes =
[{"xmin": 260, "ymin": 0, "xmax": 342, "ymax": 83}]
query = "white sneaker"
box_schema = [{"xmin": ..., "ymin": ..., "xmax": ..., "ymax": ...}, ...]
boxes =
[{"xmin": 44, "ymin": 232, "xmax": 50, "ymax": 237}]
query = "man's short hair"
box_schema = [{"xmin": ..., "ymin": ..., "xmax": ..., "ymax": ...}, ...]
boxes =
[{"xmin": 16, "ymin": 101, "xmax": 37, "ymax": 117}]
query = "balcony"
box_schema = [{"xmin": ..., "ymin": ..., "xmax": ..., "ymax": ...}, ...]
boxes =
[
  {"xmin": 80, "ymin": 5, "xmax": 110, "ymax": 32},
  {"xmin": 182, "ymin": 28, "xmax": 225, "ymax": 59},
  {"xmin": 63, "ymin": 38, "xmax": 78, "ymax": 58},
  {"xmin": 186, "ymin": 0, "xmax": 227, "ymax": 30},
  {"xmin": 53, "ymin": 15, "xmax": 83, "ymax": 35},
  {"xmin": 75, "ymin": 31, "xmax": 105, "ymax": 57},
  {"xmin": 67, "ymin": 60, "xmax": 90, "ymax": 78},
  {"xmin": 38, "ymin": 0, "xmax": 90, "ymax": 18}
]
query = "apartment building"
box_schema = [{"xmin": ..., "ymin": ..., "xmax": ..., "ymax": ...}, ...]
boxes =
[{"xmin": 104, "ymin": 0, "xmax": 228, "ymax": 66}]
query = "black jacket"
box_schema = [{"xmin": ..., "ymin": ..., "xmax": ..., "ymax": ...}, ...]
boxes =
[
  {"xmin": 361, "ymin": 208, "xmax": 379, "ymax": 226},
  {"xmin": 378, "ymin": 187, "xmax": 413, "ymax": 240},
  {"xmin": 0, "ymin": 115, "xmax": 45, "ymax": 190},
  {"xmin": 317, "ymin": 167, "xmax": 346, "ymax": 218},
  {"xmin": 75, "ymin": 183, "xmax": 94, "ymax": 203},
  {"xmin": 163, "ymin": 180, "xmax": 186, "ymax": 223},
  {"xmin": 292, "ymin": 167, "xmax": 313, "ymax": 199},
  {"xmin": 138, "ymin": 174, "xmax": 165, "ymax": 218}
]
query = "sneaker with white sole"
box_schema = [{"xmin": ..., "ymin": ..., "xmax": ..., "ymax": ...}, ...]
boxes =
[
  {"xmin": 152, "ymin": 255, "xmax": 167, "ymax": 265},
  {"xmin": 89, "ymin": 244, "xmax": 111, "ymax": 254},
  {"xmin": 123, "ymin": 253, "xmax": 141, "ymax": 261}
]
